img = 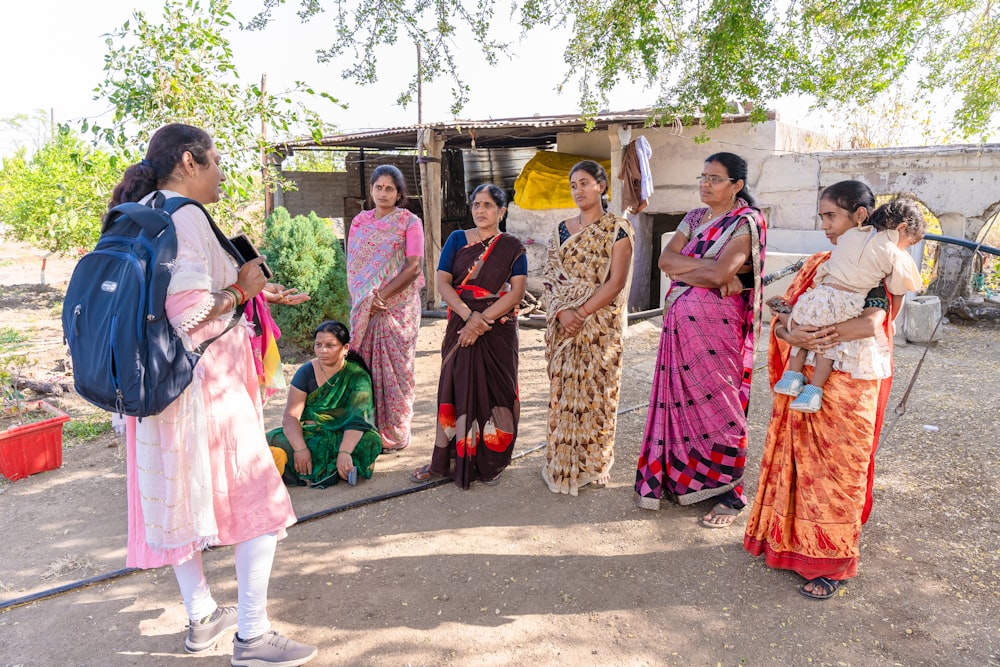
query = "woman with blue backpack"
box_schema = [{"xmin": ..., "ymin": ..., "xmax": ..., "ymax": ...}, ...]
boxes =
[{"xmin": 110, "ymin": 124, "xmax": 316, "ymax": 666}]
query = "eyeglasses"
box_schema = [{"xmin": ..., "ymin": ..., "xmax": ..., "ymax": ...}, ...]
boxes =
[{"xmin": 696, "ymin": 175, "xmax": 735, "ymax": 185}]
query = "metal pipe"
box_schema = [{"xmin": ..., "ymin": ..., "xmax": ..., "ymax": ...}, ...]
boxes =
[{"xmin": 925, "ymin": 233, "xmax": 1000, "ymax": 256}]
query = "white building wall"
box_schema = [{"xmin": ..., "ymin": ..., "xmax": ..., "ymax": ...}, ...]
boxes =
[{"xmin": 504, "ymin": 121, "xmax": 1000, "ymax": 308}]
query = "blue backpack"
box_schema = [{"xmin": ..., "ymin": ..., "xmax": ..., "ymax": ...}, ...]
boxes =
[{"xmin": 62, "ymin": 193, "xmax": 244, "ymax": 418}]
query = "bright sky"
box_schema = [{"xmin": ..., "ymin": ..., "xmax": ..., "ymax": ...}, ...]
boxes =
[{"xmin": 2, "ymin": 0, "xmax": 829, "ymax": 156}]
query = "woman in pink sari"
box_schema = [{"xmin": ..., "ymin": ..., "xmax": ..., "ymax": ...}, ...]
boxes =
[
  {"xmin": 634, "ymin": 152, "xmax": 766, "ymax": 528},
  {"xmin": 347, "ymin": 165, "xmax": 425, "ymax": 451}
]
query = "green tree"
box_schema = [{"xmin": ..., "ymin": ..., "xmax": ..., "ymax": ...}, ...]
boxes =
[
  {"xmin": 250, "ymin": 0, "xmax": 999, "ymax": 141},
  {"xmin": 282, "ymin": 149, "xmax": 347, "ymax": 173},
  {"xmin": 261, "ymin": 208, "xmax": 350, "ymax": 349},
  {"xmin": 90, "ymin": 0, "xmax": 342, "ymax": 229},
  {"xmin": 0, "ymin": 127, "xmax": 117, "ymax": 255}
]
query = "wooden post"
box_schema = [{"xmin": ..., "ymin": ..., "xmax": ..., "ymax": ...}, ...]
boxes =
[
  {"xmin": 418, "ymin": 128, "xmax": 444, "ymax": 309},
  {"xmin": 416, "ymin": 42, "xmax": 423, "ymax": 125},
  {"xmin": 261, "ymin": 74, "xmax": 274, "ymax": 217}
]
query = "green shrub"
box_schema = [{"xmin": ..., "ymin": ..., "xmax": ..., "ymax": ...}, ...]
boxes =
[{"xmin": 261, "ymin": 207, "xmax": 350, "ymax": 349}]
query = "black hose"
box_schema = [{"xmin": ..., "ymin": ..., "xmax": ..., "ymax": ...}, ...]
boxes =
[
  {"xmin": 0, "ymin": 441, "xmax": 557, "ymax": 613},
  {"xmin": 295, "ymin": 476, "xmax": 451, "ymax": 525},
  {"xmin": 0, "ymin": 475, "xmax": 455, "ymax": 612},
  {"xmin": 925, "ymin": 233, "xmax": 1000, "ymax": 256},
  {"xmin": 0, "ymin": 567, "xmax": 140, "ymax": 612}
]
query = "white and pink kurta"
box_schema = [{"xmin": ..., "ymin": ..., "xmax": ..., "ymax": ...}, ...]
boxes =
[{"xmin": 125, "ymin": 191, "xmax": 296, "ymax": 569}]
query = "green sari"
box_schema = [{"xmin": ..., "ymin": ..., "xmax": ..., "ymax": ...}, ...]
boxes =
[{"xmin": 267, "ymin": 358, "xmax": 382, "ymax": 488}]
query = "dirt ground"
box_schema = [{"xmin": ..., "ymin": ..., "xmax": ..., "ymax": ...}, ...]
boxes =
[{"xmin": 0, "ymin": 241, "xmax": 998, "ymax": 667}]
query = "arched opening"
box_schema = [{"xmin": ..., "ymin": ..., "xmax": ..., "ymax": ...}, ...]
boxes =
[
  {"xmin": 973, "ymin": 209, "xmax": 1000, "ymax": 299},
  {"xmin": 874, "ymin": 193, "xmax": 938, "ymax": 295}
]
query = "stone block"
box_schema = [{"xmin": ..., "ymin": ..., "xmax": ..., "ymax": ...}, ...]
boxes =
[{"xmin": 904, "ymin": 295, "xmax": 944, "ymax": 343}]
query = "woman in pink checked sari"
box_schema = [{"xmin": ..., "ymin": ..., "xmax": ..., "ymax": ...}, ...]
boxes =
[
  {"xmin": 634, "ymin": 152, "xmax": 766, "ymax": 528},
  {"xmin": 347, "ymin": 165, "xmax": 425, "ymax": 451}
]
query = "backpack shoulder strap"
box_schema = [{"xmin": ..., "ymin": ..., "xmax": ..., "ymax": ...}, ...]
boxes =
[
  {"xmin": 149, "ymin": 193, "xmax": 250, "ymax": 355},
  {"xmin": 102, "ymin": 203, "xmax": 173, "ymax": 237},
  {"xmin": 152, "ymin": 194, "xmax": 243, "ymax": 264}
]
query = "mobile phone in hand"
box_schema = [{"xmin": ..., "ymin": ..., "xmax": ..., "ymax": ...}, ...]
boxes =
[
  {"xmin": 766, "ymin": 296, "xmax": 792, "ymax": 314},
  {"xmin": 229, "ymin": 233, "xmax": 273, "ymax": 279}
]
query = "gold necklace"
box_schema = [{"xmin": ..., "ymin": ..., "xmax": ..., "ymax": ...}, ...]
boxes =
[
  {"xmin": 314, "ymin": 360, "xmax": 332, "ymax": 386},
  {"xmin": 475, "ymin": 227, "xmax": 498, "ymax": 250},
  {"xmin": 708, "ymin": 202, "xmax": 737, "ymax": 220}
]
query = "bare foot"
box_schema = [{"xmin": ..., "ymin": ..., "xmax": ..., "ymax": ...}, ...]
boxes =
[{"xmin": 586, "ymin": 472, "xmax": 611, "ymax": 489}]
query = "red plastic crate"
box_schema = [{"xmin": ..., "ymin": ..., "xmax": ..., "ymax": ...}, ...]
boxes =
[{"xmin": 0, "ymin": 402, "xmax": 70, "ymax": 481}]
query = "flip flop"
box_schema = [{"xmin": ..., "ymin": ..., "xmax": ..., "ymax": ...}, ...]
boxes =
[
  {"xmin": 410, "ymin": 464, "xmax": 440, "ymax": 484},
  {"xmin": 799, "ymin": 576, "xmax": 844, "ymax": 600},
  {"xmin": 700, "ymin": 503, "xmax": 741, "ymax": 529}
]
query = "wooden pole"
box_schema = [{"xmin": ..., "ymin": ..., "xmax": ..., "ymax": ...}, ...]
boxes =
[
  {"xmin": 261, "ymin": 73, "xmax": 274, "ymax": 217},
  {"xmin": 418, "ymin": 128, "xmax": 443, "ymax": 308},
  {"xmin": 416, "ymin": 43, "xmax": 423, "ymax": 125}
]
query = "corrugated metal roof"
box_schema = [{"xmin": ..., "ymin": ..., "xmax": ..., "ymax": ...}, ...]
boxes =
[{"xmin": 272, "ymin": 108, "xmax": 771, "ymax": 153}]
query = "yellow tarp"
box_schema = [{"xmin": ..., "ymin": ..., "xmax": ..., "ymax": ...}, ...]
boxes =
[{"xmin": 513, "ymin": 151, "xmax": 613, "ymax": 210}]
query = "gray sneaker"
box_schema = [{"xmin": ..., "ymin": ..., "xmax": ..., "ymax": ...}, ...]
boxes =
[
  {"xmin": 231, "ymin": 630, "xmax": 317, "ymax": 667},
  {"xmin": 184, "ymin": 605, "xmax": 238, "ymax": 653}
]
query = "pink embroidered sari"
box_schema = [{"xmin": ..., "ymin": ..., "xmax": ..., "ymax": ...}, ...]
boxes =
[{"xmin": 347, "ymin": 207, "xmax": 425, "ymax": 450}]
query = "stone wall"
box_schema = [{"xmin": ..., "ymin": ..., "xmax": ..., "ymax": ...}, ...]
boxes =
[
  {"xmin": 280, "ymin": 124, "xmax": 1000, "ymax": 313},
  {"xmin": 275, "ymin": 171, "xmax": 350, "ymax": 219}
]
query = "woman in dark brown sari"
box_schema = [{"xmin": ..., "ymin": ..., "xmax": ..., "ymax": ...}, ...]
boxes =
[{"xmin": 411, "ymin": 184, "xmax": 527, "ymax": 488}]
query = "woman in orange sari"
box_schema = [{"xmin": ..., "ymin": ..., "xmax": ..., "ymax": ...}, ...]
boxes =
[{"xmin": 744, "ymin": 180, "xmax": 899, "ymax": 600}]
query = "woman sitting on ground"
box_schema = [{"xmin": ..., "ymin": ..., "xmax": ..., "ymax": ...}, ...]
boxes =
[{"xmin": 267, "ymin": 320, "xmax": 383, "ymax": 488}]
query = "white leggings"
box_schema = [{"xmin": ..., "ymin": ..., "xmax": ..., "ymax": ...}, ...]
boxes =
[{"xmin": 172, "ymin": 532, "xmax": 278, "ymax": 640}]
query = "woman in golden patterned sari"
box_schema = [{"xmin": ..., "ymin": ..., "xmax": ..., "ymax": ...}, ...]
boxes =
[{"xmin": 541, "ymin": 160, "xmax": 634, "ymax": 496}]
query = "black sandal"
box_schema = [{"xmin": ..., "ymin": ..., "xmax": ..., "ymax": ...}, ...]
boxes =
[
  {"xmin": 799, "ymin": 576, "xmax": 844, "ymax": 600},
  {"xmin": 409, "ymin": 464, "xmax": 440, "ymax": 484}
]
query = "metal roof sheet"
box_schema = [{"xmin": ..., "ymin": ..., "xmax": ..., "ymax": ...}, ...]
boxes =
[{"xmin": 272, "ymin": 108, "xmax": 771, "ymax": 153}]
